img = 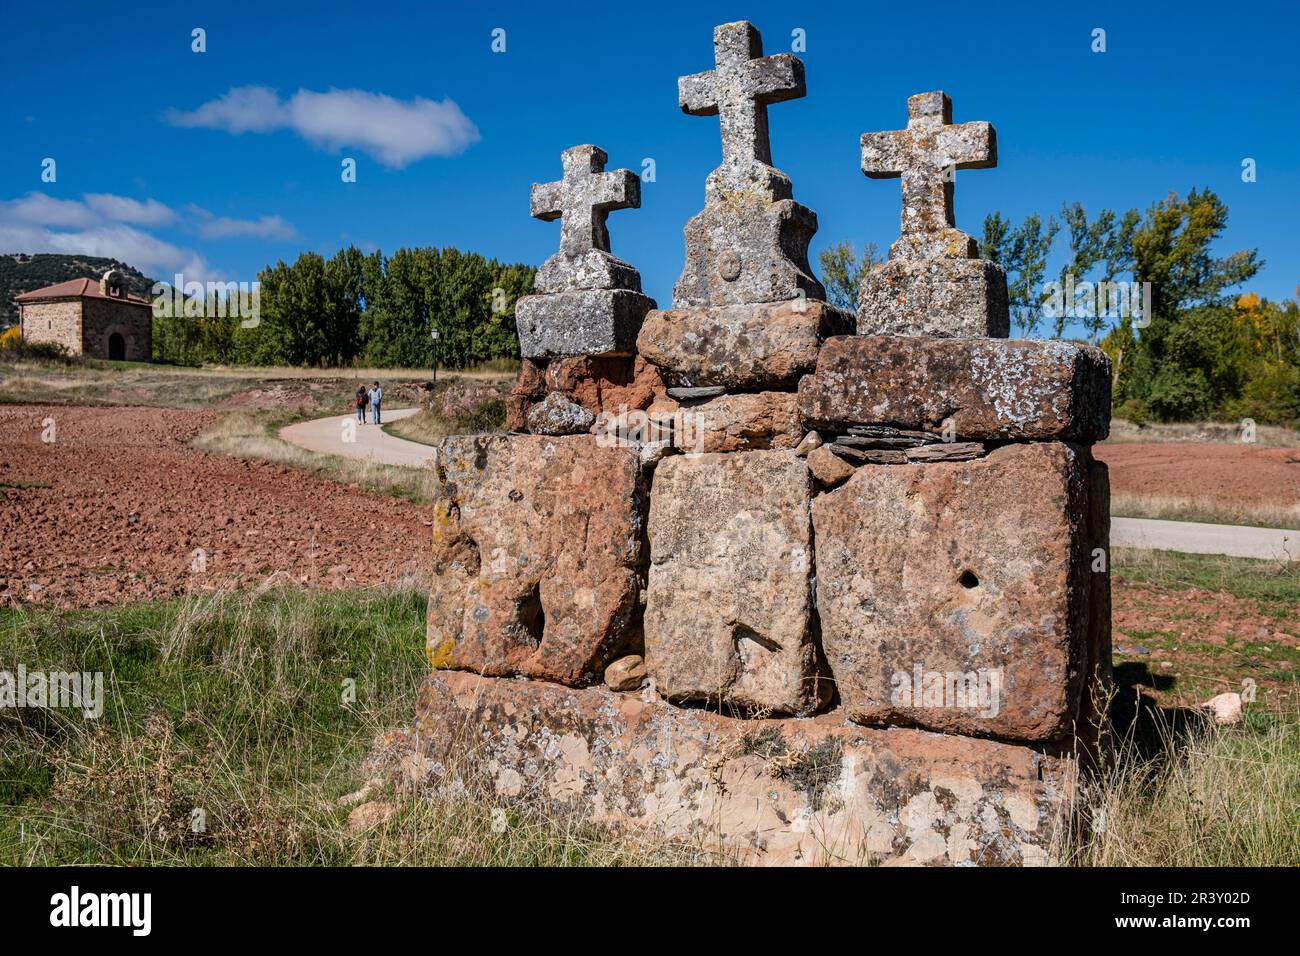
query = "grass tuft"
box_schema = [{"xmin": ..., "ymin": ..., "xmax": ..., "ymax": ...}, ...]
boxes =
[{"xmin": 0, "ymin": 584, "xmax": 688, "ymax": 865}]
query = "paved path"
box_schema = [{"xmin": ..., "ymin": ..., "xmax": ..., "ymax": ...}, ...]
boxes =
[
  {"xmin": 278, "ymin": 407, "xmax": 435, "ymax": 469},
  {"xmin": 1112, "ymin": 516, "xmax": 1299, "ymax": 562},
  {"xmin": 280, "ymin": 410, "xmax": 1300, "ymax": 561}
]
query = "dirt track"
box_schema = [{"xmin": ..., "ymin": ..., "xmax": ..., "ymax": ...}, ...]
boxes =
[
  {"xmin": 1095, "ymin": 442, "xmax": 1300, "ymax": 508},
  {"xmin": 0, "ymin": 405, "xmax": 430, "ymax": 608}
]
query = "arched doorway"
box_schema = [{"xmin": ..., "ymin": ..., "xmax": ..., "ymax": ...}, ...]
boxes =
[{"xmin": 108, "ymin": 333, "xmax": 126, "ymax": 360}]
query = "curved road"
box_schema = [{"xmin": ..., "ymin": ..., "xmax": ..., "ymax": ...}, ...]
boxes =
[
  {"xmin": 1111, "ymin": 516, "xmax": 1298, "ymax": 562},
  {"xmin": 279, "ymin": 409, "xmax": 1300, "ymax": 561},
  {"xmin": 279, "ymin": 407, "xmax": 436, "ymax": 469}
]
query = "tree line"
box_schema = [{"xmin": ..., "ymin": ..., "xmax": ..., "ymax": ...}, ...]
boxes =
[
  {"xmin": 152, "ymin": 246, "xmax": 535, "ymax": 371},
  {"xmin": 820, "ymin": 187, "xmax": 1299, "ymax": 427}
]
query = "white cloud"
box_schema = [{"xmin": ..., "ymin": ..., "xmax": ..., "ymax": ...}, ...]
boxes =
[
  {"xmin": 0, "ymin": 218, "xmax": 213, "ymax": 285},
  {"xmin": 0, "ymin": 192, "xmax": 300, "ymax": 287},
  {"xmin": 83, "ymin": 193, "xmax": 176, "ymax": 226},
  {"xmin": 165, "ymin": 85, "xmax": 285, "ymax": 134},
  {"xmin": 165, "ymin": 85, "xmax": 480, "ymax": 168},
  {"xmin": 4, "ymin": 193, "xmax": 99, "ymax": 229},
  {"xmin": 187, "ymin": 207, "xmax": 298, "ymax": 241}
]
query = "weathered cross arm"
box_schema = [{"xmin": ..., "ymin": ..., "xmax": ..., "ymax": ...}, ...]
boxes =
[
  {"xmin": 861, "ymin": 131, "xmax": 907, "ymax": 179},
  {"xmin": 679, "ymin": 71, "xmax": 720, "ymax": 115},
  {"xmin": 935, "ymin": 121, "xmax": 996, "ymax": 170},
  {"xmin": 592, "ymin": 168, "xmax": 640, "ymax": 213},
  {"xmin": 530, "ymin": 181, "xmax": 565, "ymax": 221},
  {"xmin": 749, "ymin": 53, "xmax": 804, "ymax": 105}
]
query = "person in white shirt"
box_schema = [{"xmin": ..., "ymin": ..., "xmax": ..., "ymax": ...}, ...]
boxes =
[{"xmin": 369, "ymin": 381, "xmax": 383, "ymax": 425}]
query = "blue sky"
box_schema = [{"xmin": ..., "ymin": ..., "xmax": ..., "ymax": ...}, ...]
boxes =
[{"xmin": 4, "ymin": 0, "xmax": 1297, "ymax": 337}]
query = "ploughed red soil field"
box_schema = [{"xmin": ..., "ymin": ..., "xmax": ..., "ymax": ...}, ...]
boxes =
[
  {"xmin": 1094, "ymin": 442, "xmax": 1300, "ymax": 510},
  {"xmin": 0, "ymin": 405, "xmax": 430, "ymax": 608}
]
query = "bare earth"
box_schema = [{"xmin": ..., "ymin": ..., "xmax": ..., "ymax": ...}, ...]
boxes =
[
  {"xmin": 0, "ymin": 405, "xmax": 430, "ymax": 608},
  {"xmin": 1112, "ymin": 583, "xmax": 1298, "ymax": 713},
  {"xmin": 1095, "ymin": 442, "xmax": 1300, "ymax": 509}
]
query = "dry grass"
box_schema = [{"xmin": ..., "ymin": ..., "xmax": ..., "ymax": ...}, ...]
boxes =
[
  {"xmin": 1111, "ymin": 491, "xmax": 1300, "ymax": 530},
  {"xmin": 1107, "ymin": 417, "xmax": 1300, "ymax": 447},
  {"xmin": 1061, "ymin": 695, "xmax": 1299, "ymax": 866},
  {"xmin": 0, "ymin": 584, "xmax": 701, "ymax": 866},
  {"xmin": 3, "ymin": 577, "xmax": 1295, "ymax": 866},
  {"xmin": 195, "ymin": 412, "xmax": 437, "ymax": 502},
  {"xmin": 0, "ymin": 355, "xmax": 514, "ymax": 411},
  {"xmin": 384, "ymin": 403, "xmax": 506, "ymax": 447}
]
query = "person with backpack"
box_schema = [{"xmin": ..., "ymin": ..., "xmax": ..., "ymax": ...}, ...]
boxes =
[
  {"xmin": 369, "ymin": 381, "xmax": 383, "ymax": 425},
  {"xmin": 355, "ymin": 384, "xmax": 368, "ymax": 424}
]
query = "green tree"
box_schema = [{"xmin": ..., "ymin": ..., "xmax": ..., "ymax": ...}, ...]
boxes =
[
  {"xmin": 980, "ymin": 212, "xmax": 1059, "ymax": 337},
  {"xmin": 1054, "ymin": 203, "xmax": 1139, "ymax": 341},
  {"xmin": 817, "ymin": 240, "xmax": 881, "ymax": 312}
]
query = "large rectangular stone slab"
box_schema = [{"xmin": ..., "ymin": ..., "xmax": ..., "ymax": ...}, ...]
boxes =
[
  {"xmin": 395, "ymin": 670, "xmax": 1075, "ymax": 866},
  {"xmin": 812, "ymin": 442, "xmax": 1105, "ymax": 741},
  {"xmin": 857, "ymin": 256, "xmax": 1009, "ymax": 338},
  {"xmin": 644, "ymin": 451, "xmax": 826, "ymax": 715},
  {"xmin": 515, "ymin": 288, "xmax": 655, "ymax": 359},
  {"xmin": 427, "ymin": 434, "xmax": 645, "ymax": 687},
  {"xmin": 798, "ymin": 335, "xmax": 1111, "ymax": 442},
  {"xmin": 638, "ymin": 299, "xmax": 853, "ymax": 389}
]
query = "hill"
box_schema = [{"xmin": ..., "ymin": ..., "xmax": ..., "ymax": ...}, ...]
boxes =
[{"xmin": 0, "ymin": 253, "xmax": 157, "ymax": 324}]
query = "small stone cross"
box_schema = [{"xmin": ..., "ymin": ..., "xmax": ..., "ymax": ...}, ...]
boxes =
[
  {"xmin": 531, "ymin": 145, "xmax": 640, "ymax": 260},
  {"xmin": 678, "ymin": 21, "xmax": 804, "ymax": 176},
  {"xmin": 861, "ymin": 91, "xmax": 996, "ymax": 258}
]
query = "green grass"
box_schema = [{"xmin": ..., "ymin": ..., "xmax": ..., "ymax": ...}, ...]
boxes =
[
  {"xmin": 3, "ymin": 562, "xmax": 1296, "ymax": 866},
  {"xmin": 0, "ymin": 585, "xmax": 682, "ymax": 865},
  {"xmin": 1112, "ymin": 547, "xmax": 1300, "ymax": 603}
]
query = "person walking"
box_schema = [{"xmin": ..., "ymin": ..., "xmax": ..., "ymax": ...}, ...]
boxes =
[
  {"xmin": 369, "ymin": 381, "xmax": 383, "ymax": 425},
  {"xmin": 355, "ymin": 384, "xmax": 368, "ymax": 424}
]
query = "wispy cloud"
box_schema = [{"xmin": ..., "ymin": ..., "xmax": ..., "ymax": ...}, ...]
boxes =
[
  {"xmin": 83, "ymin": 193, "xmax": 176, "ymax": 226},
  {"xmin": 0, "ymin": 214, "xmax": 212, "ymax": 283},
  {"xmin": 187, "ymin": 205, "xmax": 298, "ymax": 241},
  {"xmin": 165, "ymin": 85, "xmax": 480, "ymax": 168},
  {"xmin": 0, "ymin": 192, "xmax": 299, "ymax": 285}
]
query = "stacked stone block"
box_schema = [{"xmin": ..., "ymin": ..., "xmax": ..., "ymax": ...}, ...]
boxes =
[{"xmin": 416, "ymin": 21, "xmax": 1112, "ymax": 865}]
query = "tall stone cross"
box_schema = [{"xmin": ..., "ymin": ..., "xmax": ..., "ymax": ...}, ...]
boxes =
[
  {"xmin": 531, "ymin": 144, "xmax": 640, "ymax": 263},
  {"xmin": 678, "ymin": 20, "xmax": 804, "ymax": 195},
  {"xmin": 861, "ymin": 91, "xmax": 996, "ymax": 259}
]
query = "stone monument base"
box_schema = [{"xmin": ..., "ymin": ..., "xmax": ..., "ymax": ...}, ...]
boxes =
[
  {"xmin": 516, "ymin": 288, "xmax": 656, "ymax": 359},
  {"xmin": 858, "ymin": 257, "xmax": 1009, "ymax": 338},
  {"xmin": 377, "ymin": 670, "xmax": 1078, "ymax": 866}
]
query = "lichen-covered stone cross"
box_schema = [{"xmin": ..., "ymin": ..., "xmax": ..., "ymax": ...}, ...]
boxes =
[
  {"xmin": 531, "ymin": 144, "xmax": 640, "ymax": 262},
  {"xmin": 678, "ymin": 20, "xmax": 804, "ymax": 191},
  {"xmin": 861, "ymin": 91, "xmax": 996, "ymax": 259}
]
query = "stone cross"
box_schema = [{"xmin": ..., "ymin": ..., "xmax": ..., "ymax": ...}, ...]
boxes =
[
  {"xmin": 678, "ymin": 20, "xmax": 804, "ymax": 192},
  {"xmin": 861, "ymin": 91, "xmax": 996, "ymax": 259},
  {"xmin": 531, "ymin": 144, "xmax": 640, "ymax": 261}
]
